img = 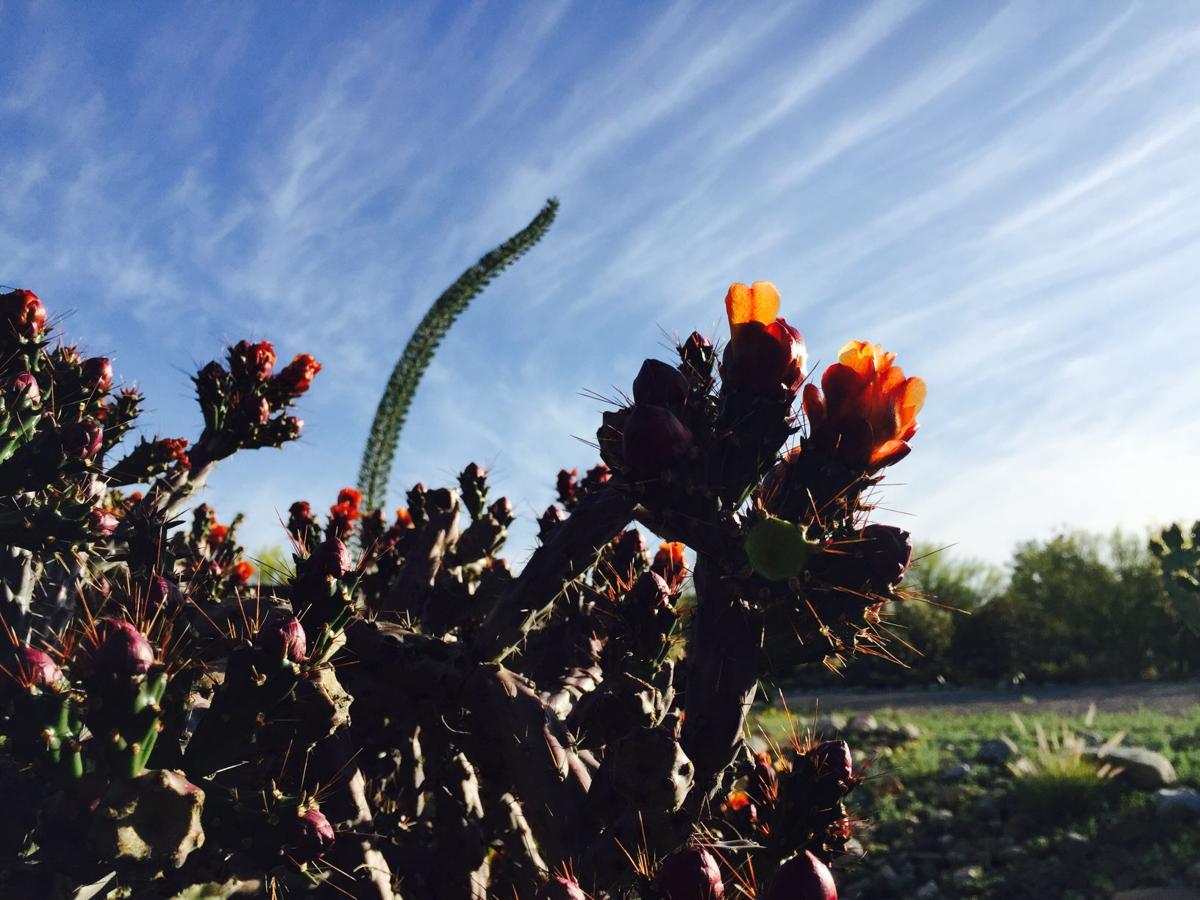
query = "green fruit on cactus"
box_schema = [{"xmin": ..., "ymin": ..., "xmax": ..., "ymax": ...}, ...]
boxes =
[{"xmin": 745, "ymin": 516, "xmax": 813, "ymax": 581}]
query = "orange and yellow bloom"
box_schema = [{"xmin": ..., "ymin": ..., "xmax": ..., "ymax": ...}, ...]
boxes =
[
  {"xmin": 803, "ymin": 340, "xmax": 925, "ymax": 471},
  {"xmin": 721, "ymin": 282, "xmax": 807, "ymax": 396}
]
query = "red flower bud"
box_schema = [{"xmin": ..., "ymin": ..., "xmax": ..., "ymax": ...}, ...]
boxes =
[
  {"xmin": 81, "ymin": 357, "xmax": 113, "ymax": 393},
  {"xmin": 160, "ymin": 437, "xmax": 191, "ymax": 469},
  {"xmin": 11, "ymin": 645, "xmax": 63, "ymax": 690},
  {"xmin": 633, "ymin": 358, "xmax": 688, "ymax": 407},
  {"xmin": 655, "ymin": 846, "xmax": 725, "ymax": 899},
  {"xmin": 337, "ymin": 487, "xmax": 361, "ymax": 510},
  {"xmin": 88, "ymin": 508, "xmax": 119, "ymax": 538},
  {"xmin": 556, "ymin": 468, "xmax": 578, "ymax": 507},
  {"xmin": 538, "ymin": 504, "xmax": 566, "ymax": 538},
  {"xmin": 229, "ymin": 340, "xmax": 276, "ymax": 382},
  {"xmin": 764, "ymin": 851, "xmax": 837, "ymax": 900},
  {"xmin": 95, "ymin": 620, "xmax": 155, "ymax": 677},
  {"xmin": 0, "ymin": 289, "xmax": 47, "ymax": 341},
  {"xmin": 275, "ymin": 353, "xmax": 321, "ymax": 397},
  {"xmin": 289, "ymin": 806, "xmax": 335, "ymax": 862},
  {"xmin": 5, "ymin": 371, "xmax": 40, "ymax": 406},
  {"xmin": 310, "ymin": 536, "xmax": 352, "ymax": 578},
  {"xmin": 621, "ymin": 404, "xmax": 693, "ymax": 474},
  {"xmin": 63, "ymin": 420, "xmax": 104, "ymax": 459},
  {"xmin": 258, "ymin": 616, "xmax": 307, "ymax": 663}
]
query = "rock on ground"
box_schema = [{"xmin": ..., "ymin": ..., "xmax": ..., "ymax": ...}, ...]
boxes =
[{"xmin": 1085, "ymin": 746, "xmax": 1177, "ymax": 790}]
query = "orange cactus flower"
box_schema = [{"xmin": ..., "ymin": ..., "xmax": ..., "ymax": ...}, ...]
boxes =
[
  {"xmin": 231, "ymin": 560, "xmax": 254, "ymax": 585},
  {"xmin": 208, "ymin": 523, "xmax": 229, "ymax": 544},
  {"xmin": 726, "ymin": 790, "xmax": 752, "ymax": 812},
  {"xmin": 651, "ymin": 541, "xmax": 688, "ymax": 590},
  {"xmin": 721, "ymin": 281, "xmax": 807, "ymax": 396},
  {"xmin": 803, "ymin": 340, "xmax": 926, "ymax": 471},
  {"xmin": 395, "ymin": 507, "xmax": 413, "ymax": 528}
]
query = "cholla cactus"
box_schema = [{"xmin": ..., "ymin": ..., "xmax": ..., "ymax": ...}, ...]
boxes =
[
  {"xmin": 1152, "ymin": 521, "xmax": 1200, "ymax": 635},
  {"xmin": 0, "ymin": 280, "xmax": 925, "ymax": 899}
]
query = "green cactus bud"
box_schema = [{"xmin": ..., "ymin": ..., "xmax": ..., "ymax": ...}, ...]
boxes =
[{"xmin": 745, "ymin": 516, "xmax": 814, "ymax": 581}]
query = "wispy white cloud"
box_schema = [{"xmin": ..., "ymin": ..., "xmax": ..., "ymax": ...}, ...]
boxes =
[{"xmin": 3, "ymin": 0, "xmax": 1199, "ymax": 562}]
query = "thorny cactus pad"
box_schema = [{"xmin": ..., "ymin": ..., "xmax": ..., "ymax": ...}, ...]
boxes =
[{"xmin": 0, "ymin": 281, "xmax": 925, "ymax": 898}]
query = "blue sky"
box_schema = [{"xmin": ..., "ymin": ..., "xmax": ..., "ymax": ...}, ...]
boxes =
[{"xmin": 3, "ymin": 1, "xmax": 1199, "ymax": 565}]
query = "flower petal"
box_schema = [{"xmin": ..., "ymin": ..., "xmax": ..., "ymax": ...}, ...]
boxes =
[{"xmin": 725, "ymin": 281, "xmax": 781, "ymax": 328}]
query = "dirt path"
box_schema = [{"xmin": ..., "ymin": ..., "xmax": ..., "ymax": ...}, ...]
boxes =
[{"xmin": 783, "ymin": 679, "xmax": 1200, "ymax": 717}]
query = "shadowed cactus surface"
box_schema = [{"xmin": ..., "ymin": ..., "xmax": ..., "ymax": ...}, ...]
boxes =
[{"xmin": 0, "ymin": 279, "xmax": 926, "ymax": 898}]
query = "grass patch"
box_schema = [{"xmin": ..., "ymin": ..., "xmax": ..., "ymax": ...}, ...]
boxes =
[{"xmin": 750, "ymin": 700, "xmax": 1200, "ymax": 898}]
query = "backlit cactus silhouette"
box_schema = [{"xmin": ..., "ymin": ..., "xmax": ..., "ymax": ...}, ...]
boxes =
[
  {"xmin": 1151, "ymin": 521, "xmax": 1200, "ymax": 636},
  {"xmin": 0, "ymin": 280, "xmax": 924, "ymax": 898}
]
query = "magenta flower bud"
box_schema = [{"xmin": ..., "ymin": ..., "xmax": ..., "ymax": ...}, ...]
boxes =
[
  {"xmin": 88, "ymin": 508, "xmax": 119, "ymax": 538},
  {"xmin": 681, "ymin": 331, "xmax": 716, "ymax": 379},
  {"xmin": 289, "ymin": 806, "xmax": 335, "ymax": 861},
  {"xmin": 809, "ymin": 740, "xmax": 853, "ymax": 783},
  {"xmin": 229, "ymin": 340, "xmax": 276, "ymax": 382},
  {"xmin": 764, "ymin": 851, "xmax": 837, "ymax": 900},
  {"xmin": 626, "ymin": 570, "xmax": 670, "ymax": 612},
  {"xmin": 489, "ymin": 496, "xmax": 514, "ymax": 526},
  {"xmin": 655, "ymin": 846, "xmax": 725, "ymax": 899},
  {"xmin": 81, "ymin": 357, "xmax": 113, "ymax": 392},
  {"xmin": 0, "ymin": 289, "xmax": 47, "ymax": 341},
  {"xmin": 258, "ymin": 616, "xmax": 307, "ymax": 663},
  {"xmin": 633, "ymin": 359, "xmax": 688, "ymax": 407},
  {"xmin": 63, "ymin": 419, "xmax": 104, "ymax": 460},
  {"xmin": 859, "ymin": 524, "xmax": 912, "ymax": 591},
  {"xmin": 537, "ymin": 504, "xmax": 566, "ymax": 539},
  {"xmin": 13, "ymin": 645, "xmax": 63, "ymax": 690},
  {"xmin": 536, "ymin": 876, "xmax": 587, "ymax": 900},
  {"xmin": 309, "ymin": 536, "xmax": 352, "ymax": 579},
  {"xmin": 241, "ymin": 395, "xmax": 270, "ymax": 425},
  {"xmin": 621, "ymin": 404, "xmax": 693, "ymax": 474},
  {"xmin": 5, "ymin": 371, "xmax": 40, "ymax": 406},
  {"xmin": 147, "ymin": 575, "xmax": 184, "ymax": 609},
  {"xmin": 95, "ymin": 620, "xmax": 154, "ymax": 677}
]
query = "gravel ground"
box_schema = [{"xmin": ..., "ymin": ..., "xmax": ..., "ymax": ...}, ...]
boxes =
[{"xmin": 784, "ymin": 679, "xmax": 1200, "ymax": 717}]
